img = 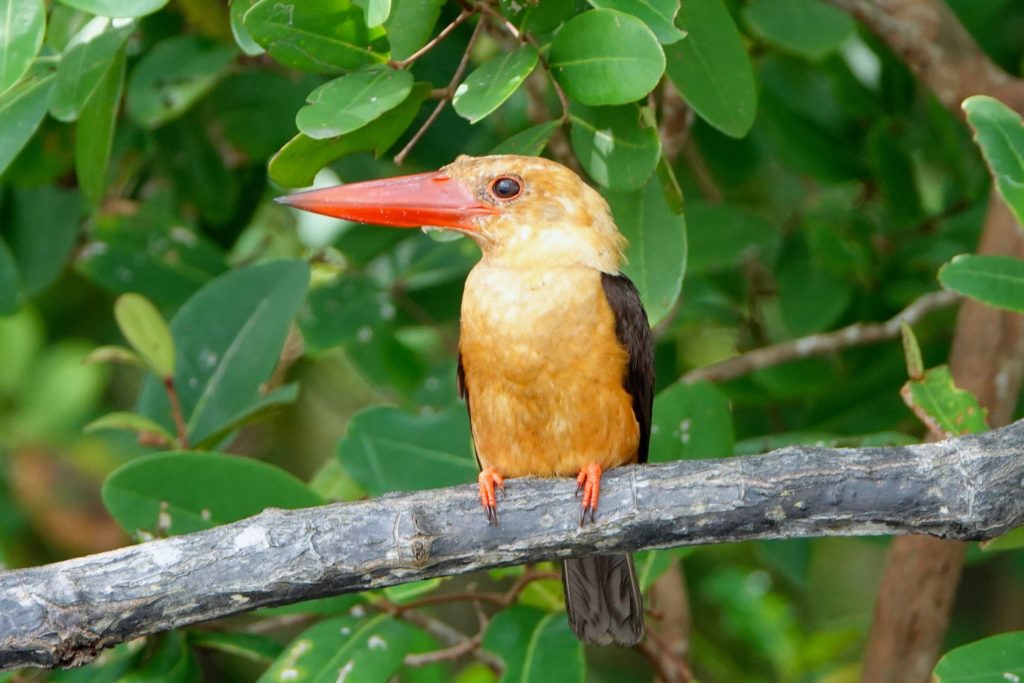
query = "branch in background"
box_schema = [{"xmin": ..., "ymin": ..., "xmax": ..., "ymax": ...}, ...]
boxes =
[
  {"xmin": 820, "ymin": 3, "xmax": 1024, "ymax": 681},
  {"xmin": 398, "ymin": 609, "xmax": 503, "ymax": 672},
  {"xmin": 657, "ymin": 80, "xmax": 691, "ymax": 166},
  {"xmin": 389, "ymin": 8, "xmax": 475, "ymax": 69},
  {"xmin": 827, "ymin": 0, "xmax": 1024, "ymax": 114},
  {"xmin": 646, "ymin": 558, "xmax": 694, "ymax": 683},
  {"xmin": 861, "ymin": 200, "xmax": 1024, "ymax": 683},
  {"xmin": 476, "ymin": 3, "xmax": 571, "ymax": 120},
  {"xmin": 394, "ymin": 17, "xmax": 486, "ymax": 165},
  {"xmin": 681, "ymin": 290, "xmax": 960, "ymax": 384},
  {"xmin": 3, "ymin": 423, "xmax": 1024, "ymax": 672}
]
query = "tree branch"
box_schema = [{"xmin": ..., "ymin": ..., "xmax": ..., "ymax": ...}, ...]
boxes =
[
  {"xmin": 681, "ymin": 290, "xmax": 960, "ymax": 384},
  {"xmin": 826, "ymin": 0, "xmax": 1024, "ymax": 114},
  {"xmin": 2, "ymin": 423, "xmax": 1024, "ymax": 672}
]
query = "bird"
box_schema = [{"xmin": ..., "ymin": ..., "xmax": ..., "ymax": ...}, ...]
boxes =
[{"xmin": 278, "ymin": 154, "xmax": 654, "ymax": 646}]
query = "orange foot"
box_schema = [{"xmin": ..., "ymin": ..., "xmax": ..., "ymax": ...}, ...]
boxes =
[
  {"xmin": 478, "ymin": 466, "xmax": 505, "ymax": 526},
  {"xmin": 575, "ymin": 463, "xmax": 603, "ymax": 526}
]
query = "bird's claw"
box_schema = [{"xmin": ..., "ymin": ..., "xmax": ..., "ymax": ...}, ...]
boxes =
[
  {"xmin": 478, "ymin": 466, "xmax": 505, "ymax": 526},
  {"xmin": 576, "ymin": 463, "xmax": 602, "ymax": 526}
]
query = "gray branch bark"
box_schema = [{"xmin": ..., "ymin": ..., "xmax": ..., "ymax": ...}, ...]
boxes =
[{"xmin": 3, "ymin": 422, "xmax": 1024, "ymax": 672}]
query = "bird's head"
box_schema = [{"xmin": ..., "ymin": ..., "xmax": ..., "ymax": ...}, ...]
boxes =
[{"xmin": 277, "ymin": 155, "xmax": 625, "ymax": 272}]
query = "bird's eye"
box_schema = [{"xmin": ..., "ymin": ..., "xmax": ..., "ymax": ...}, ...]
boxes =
[{"xmin": 490, "ymin": 176, "xmax": 522, "ymax": 200}]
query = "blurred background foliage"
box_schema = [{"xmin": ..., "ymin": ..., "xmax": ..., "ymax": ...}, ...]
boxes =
[{"xmin": 1, "ymin": 0, "xmax": 1023, "ymax": 681}]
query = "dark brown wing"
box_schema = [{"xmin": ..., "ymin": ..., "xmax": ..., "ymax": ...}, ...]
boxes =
[
  {"xmin": 457, "ymin": 352, "xmax": 483, "ymax": 471},
  {"xmin": 600, "ymin": 272, "xmax": 654, "ymax": 464}
]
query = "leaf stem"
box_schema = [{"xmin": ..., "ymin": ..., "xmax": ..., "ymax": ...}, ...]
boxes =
[{"xmin": 163, "ymin": 377, "xmax": 189, "ymax": 449}]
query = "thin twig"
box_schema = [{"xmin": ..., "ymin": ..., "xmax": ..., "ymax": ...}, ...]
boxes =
[
  {"xmin": 394, "ymin": 17, "xmax": 486, "ymax": 165},
  {"xmin": 476, "ymin": 3, "xmax": 570, "ymax": 120},
  {"xmin": 390, "ymin": 9, "xmax": 475, "ymax": 69},
  {"xmin": 404, "ymin": 632, "xmax": 484, "ymax": 667},
  {"xmin": 163, "ymin": 377, "xmax": 189, "ymax": 449},
  {"xmin": 681, "ymin": 290, "xmax": 960, "ymax": 384},
  {"xmin": 396, "ymin": 610, "xmax": 503, "ymax": 672}
]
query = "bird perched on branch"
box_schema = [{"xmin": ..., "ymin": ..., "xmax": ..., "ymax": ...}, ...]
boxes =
[{"xmin": 279, "ymin": 155, "xmax": 653, "ymax": 646}]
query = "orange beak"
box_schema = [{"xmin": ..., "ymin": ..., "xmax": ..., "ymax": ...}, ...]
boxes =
[{"xmin": 275, "ymin": 171, "xmax": 498, "ymax": 230}]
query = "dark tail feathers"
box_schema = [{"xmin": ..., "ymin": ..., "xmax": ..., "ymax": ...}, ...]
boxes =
[{"xmin": 562, "ymin": 553, "xmax": 644, "ymax": 646}]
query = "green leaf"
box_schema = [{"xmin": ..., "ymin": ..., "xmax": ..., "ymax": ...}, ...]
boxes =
[
  {"xmin": 75, "ymin": 45, "xmax": 125, "ymax": 204},
  {"xmin": 589, "ymin": 0, "xmax": 685, "ymax": 44},
  {"xmin": 102, "ymin": 451, "xmax": 323, "ymax": 536},
  {"xmin": 981, "ymin": 525, "xmax": 1024, "ymax": 552},
  {"xmin": 777, "ymin": 258, "xmax": 852, "ymax": 334},
  {"xmin": 666, "ymin": 0, "xmax": 756, "ymax": 138},
  {"xmin": 0, "ymin": 72, "xmax": 55, "ymax": 176},
  {"xmin": 258, "ymin": 594, "xmax": 364, "ymax": 617},
  {"xmin": 12, "ymin": 341, "xmax": 106, "ymax": 440},
  {"xmin": 901, "ymin": 365, "xmax": 988, "ymax": 438},
  {"xmin": 635, "ymin": 549, "xmax": 687, "ymax": 591},
  {"xmin": 549, "ymin": 9, "xmax": 665, "ymax": 106},
  {"xmin": 743, "ymin": 0, "xmax": 854, "ymax": 60},
  {"xmin": 517, "ymin": 578, "xmax": 565, "ymax": 612},
  {"xmin": 354, "ymin": 0, "xmax": 390, "ymax": 26},
  {"xmin": 382, "ymin": 578, "xmax": 443, "ymax": 604},
  {"xmin": 685, "ymin": 201, "xmax": 778, "ymax": 274},
  {"xmin": 338, "ymin": 404, "xmax": 476, "ymax": 496},
  {"xmin": 0, "ymin": 0, "xmax": 45, "ymax": 94},
  {"xmin": 192, "ymin": 383, "xmax": 299, "ymax": 450},
  {"xmin": 7, "ymin": 186, "xmax": 81, "ymax": 297},
  {"xmin": 866, "ymin": 119, "xmax": 923, "ymax": 228},
  {"xmin": 216, "ymin": 70, "xmax": 321, "ymax": 160},
  {"xmin": 257, "ymin": 615, "xmax": 420, "ymax": 683},
  {"xmin": 962, "ymin": 96, "xmax": 1024, "ymax": 226},
  {"xmin": 125, "ymin": 35, "xmax": 237, "ymax": 129},
  {"xmin": 490, "ymin": 120, "xmax": 561, "ymax": 156},
  {"xmin": 300, "ymin": 274, "xmax": 395, "ymax": 353},
  {"xmin": 137, "ymin": 260, "xmax": 309, "ymax": 446},
  {"xmin": 649, "ymin": 381, "xmax": 733, "ymax": 462},
  {"xmin": 933, "ymin": 632, "xmax": 1024, "ymax": 682},
  {"xmin": 84, "ymin": 345, "xmax": 144, "ymax": 367},
  {"xmin": 569, "ymin": 103, "xmax": 660, "ymax": 190},
  {"xmin": 114, "ymin": 292, "xmax": 176, "ymax": 377},
  {"xmin": 191, "ymin": 631, "xmax": 284, "ymax": 664},
  {"xmin": 297, "ymin": 66, "xmax": 413, "ymax": 139},
  {"xmin": 84, "ymin": 411, "xmax": 176, "ymax": 445},
  {"xmin": 383, "ymin": 0, "xmax": 444, "ymax": 61},
  {"xmin": 153, "ymin": 114, "xmax": 239, "ymax": 226},
  {"xmin": 46, "ymin": 5, "xmax": 90, "ymax": 52},
  {"xmin": 939, "ymin": 254, "xmax": 1024, "ymax": 313},
  {"xmin": 49, "ymin": 18, "xmax": 132, "ymax": 122},
  {"xmin": 269, "ymin": 82, "xmax": 429, "ymax": 187},
  {"xmin": 56, "ymin": 0, "xmax": 169, "ymax": 18},
  {"xmin": 244, "ymin": 0, "xmax": 386, "ymax": 73},
  {"xmin": 605, "ymin": 175, "xmax": 687, "ymax": 324},
  {"xmin": 482, "ymin": 606, "xmax": 584, "ymax": 683},
  {"xmin": 900, "ymin": 322, "xmax": 923, "ymax": 380},
  {"xmin": 118, "ymin": 632, "xmax": 198, "ymax": 683},
  {"xmin": 453, "ymin": 46, "xmax": 538, "ymax": 124},
  {"xmin": 230, "ymin": 0, "xmax": 264, "ymax": 55},
  {"xmin": 0, "ymin": 238, "xmax": 20, "ymax": 314},
  {"xmin": 75, "ymin": 197, "xmax": 228, "ymax": 309}
]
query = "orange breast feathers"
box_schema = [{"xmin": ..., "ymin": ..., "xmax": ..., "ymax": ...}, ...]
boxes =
[{"xmin": 458, "ymin": 262, "xmax": 639, "ymax": 478}]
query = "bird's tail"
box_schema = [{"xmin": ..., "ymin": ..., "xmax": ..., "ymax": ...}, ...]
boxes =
[{"xmin": 562, "ymin": 554, "xmax": 644, "ymax": 646}]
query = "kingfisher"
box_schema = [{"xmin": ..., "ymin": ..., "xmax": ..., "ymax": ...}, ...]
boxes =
[{"xmin": 279, "ymin": 155, "xmax": 654, "ymax": 646}]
